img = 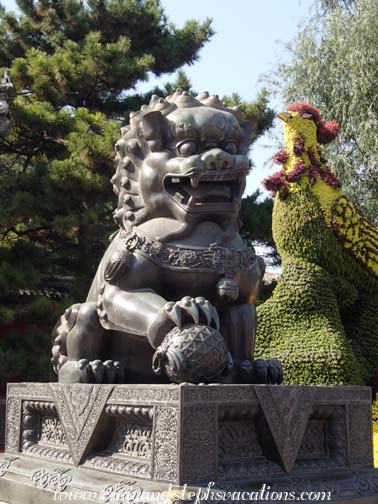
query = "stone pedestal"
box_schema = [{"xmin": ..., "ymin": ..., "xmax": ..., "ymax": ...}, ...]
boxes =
[
  {"xmin": 0, "ymin": 383, "xmax": 377, "ymax": 503},
  {"xmin": 0, "ymin": 398, "xmax": 5, "ymax": 451}
]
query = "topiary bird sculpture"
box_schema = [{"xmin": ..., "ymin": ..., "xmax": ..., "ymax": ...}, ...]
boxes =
[{"xmin": 256, "ymin": 102, "xmax": 378, "ymax": 385}]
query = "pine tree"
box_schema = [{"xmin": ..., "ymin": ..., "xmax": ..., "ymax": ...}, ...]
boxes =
[
  {"xmin": 0, "ymin": 0, "xmax": 214, "ymax": 380},
  {"xmin": 0, "ymin": 0, "xmax": 274, "ymax": 381}
]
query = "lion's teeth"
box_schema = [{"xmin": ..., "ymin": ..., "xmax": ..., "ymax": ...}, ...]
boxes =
[
  {"xmin": 174, "ymin": 192, "xmax": 184, "ymax": 203},
  {"xmin": 190, "ymin": 176, "xmax": 200, "ymax": 188},
  {"xmin": 188, "ymin": 196, "xmax": 196, "ymax": 207}
]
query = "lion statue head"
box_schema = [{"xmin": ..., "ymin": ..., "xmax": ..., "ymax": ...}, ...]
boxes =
[{"xmin": 111, "ymin": 90, "xmax": 255, "ymax": 241}]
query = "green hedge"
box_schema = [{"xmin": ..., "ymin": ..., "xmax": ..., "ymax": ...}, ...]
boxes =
[{"xmin": 256, "ymin": 188, "xmax": 378, "ymax": 384}]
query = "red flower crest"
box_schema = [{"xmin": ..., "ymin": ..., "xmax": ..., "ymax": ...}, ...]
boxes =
[{"xmin": 286, "ymin": 102, "xmax": 339, "ymax": 145}]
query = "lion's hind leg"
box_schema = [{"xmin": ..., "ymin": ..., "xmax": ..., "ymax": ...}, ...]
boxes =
[{"xmin": 51, "ymin": 303, "xmax": 81, "ymax": 373}]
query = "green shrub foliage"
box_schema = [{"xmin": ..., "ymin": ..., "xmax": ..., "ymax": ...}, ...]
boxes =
[{"xmin": 256, "ymin": 188, "xmax": 378, "ymax": 385}]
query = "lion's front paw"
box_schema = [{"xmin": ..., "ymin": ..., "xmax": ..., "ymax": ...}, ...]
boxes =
[
  {"xmin": 58, "ymin": 359, "xmax": 126, "ymax": 384},
  {"xmin": 166, "ymin": 296, "xmax": 220, "ymax": 329},
  {"xmin": 147, "ymin": 296, "xmax": 219, "ymax": 348},
  {"xmin": 80, "ymin": 359, "xmax": 126, "ymax": 383},
  {"xmin": 239, "ymin": 358, "xmax": 283, "ymax": 385}
]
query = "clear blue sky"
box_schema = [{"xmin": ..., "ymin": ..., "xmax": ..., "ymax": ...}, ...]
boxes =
[{"xmin": 2, "ymin": 0, "xmax": 314, "ymax": 195}]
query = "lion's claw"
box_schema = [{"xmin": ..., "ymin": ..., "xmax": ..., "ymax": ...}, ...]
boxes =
[
  {"xmin": 178, "ymin": 297, "xmax": 200, "ymax": 324},
  {"xmin": 211, "ymin": 305, "xmax": 220, "ymax": 331},
  {"xmin": 195, "ymin": 297, "xmax": 213, "ymax": 326},
  {"xmin": 171, "ymin": 296, "xmax": 219, "ymax": 329},
  {"xmin": 164, "ymin": 302, "xmax": 182, "ymax": 329},
  {"xmin": 72, "ymin": 358, "xmax": 125, "ymax": 384},
  {"xmin": 148, "ymin": 296, "xmax": 220, "ymax": 348}
]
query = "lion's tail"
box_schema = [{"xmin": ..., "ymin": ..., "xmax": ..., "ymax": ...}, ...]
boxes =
[{"xmin": 51, "ymin": 304, "xmax": 81, "ymax": 373}]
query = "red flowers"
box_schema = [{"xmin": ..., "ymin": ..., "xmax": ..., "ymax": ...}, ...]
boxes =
[
  {"xmin": 293, "ymin": 136, "xmax": 305, "ymax": 155},
  {"xmin": 263, "ymin": 164, "xmax": 308, "ymax": 198},
  {"xmin": 286, "ymin": 102, "xmax": 339, "ymax": 144},
  {"xmin": 307, "ymin": 148, "xmax": 320, "ymax": 169},
  {"xmin": 308, "ymin": 167, "xmax": 318, "ymax": 186},
  {"xmin": 286, "ymin": 162, "xmax": 307, "ymax": 182},
  {"xmin": 287, "ymin": 102, "xmax": 323, "ymax": 120},
  {"xmin": 265, "ymin": 104, "xmax": 342, "ymax": 197},
  {"xmin": 273, "ymin": 150, "xmax": 289, "ymax": 164},
  {"xmin": 319, "ymin": 167, "xmax": 342, "ymax": 188},
  {"xmin": 263, "ymin": 170, "xmax": 286, "ymax": 194},
  {"xmin": 317, "ymin": 120, "xmax": 339, "ymax": 144},
  {"xmin": 263, "ymin": 163, "xmax": 341, "ymax": 198}
]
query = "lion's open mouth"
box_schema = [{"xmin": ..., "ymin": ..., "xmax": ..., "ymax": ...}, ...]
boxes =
[{"xmin": 164, "ymin": 171, "xmax": 245, "ymax": 212}]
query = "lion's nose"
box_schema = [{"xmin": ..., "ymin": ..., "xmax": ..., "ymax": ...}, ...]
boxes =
[{"xmin": 201, "ymin": 148, "xmax": 235, "ymax": 171}]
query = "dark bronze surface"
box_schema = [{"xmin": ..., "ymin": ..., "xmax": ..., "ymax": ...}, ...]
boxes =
[{"xmin": 51, "ymin": 91, "xmax": 281, "ymax": 384}]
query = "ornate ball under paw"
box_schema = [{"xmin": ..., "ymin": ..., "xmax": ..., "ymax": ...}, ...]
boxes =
[{"xmin": 152, "ymin": 324, "xmax": 230, "ymax": 384}]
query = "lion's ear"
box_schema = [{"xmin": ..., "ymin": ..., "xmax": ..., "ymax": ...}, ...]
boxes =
[{"xmin": 142, "ymin": 111, "xmax": 165, "ymax": 151}]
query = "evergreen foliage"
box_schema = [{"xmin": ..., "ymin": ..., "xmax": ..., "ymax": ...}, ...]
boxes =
[
  {"xmin": 0, "ymin": 0, "xmax": 214, "ymax": 298},
  {"xmin": 256, "ymin": 189, "xmax": 372, "ymax": 384},
  {"xmin": 0, "ymin": 0, "xmax": 215, "ymax": 382},
  {"xmin": 0, "ymin": 0, "xmax": 275, "ymax": 383},
  {"xmin": 239, "ymin": 190, "xmax": 281, "ymax": 273}
]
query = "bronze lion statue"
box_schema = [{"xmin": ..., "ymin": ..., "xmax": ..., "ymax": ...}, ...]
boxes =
[{"xmin": 51, "ymin": 90, "xmax": 282, "ymax": 385}]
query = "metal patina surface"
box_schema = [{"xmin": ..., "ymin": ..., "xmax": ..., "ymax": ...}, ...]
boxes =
[{"xmin": 50, "ymin": 91, "xmax": 282, "ymax": 385}]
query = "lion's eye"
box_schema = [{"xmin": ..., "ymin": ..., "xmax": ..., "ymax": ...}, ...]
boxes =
[
  {"xmin": 177, "ymin": 140, "xmax": 198, "ymax": 156},
  {"xmin": 223, "ymin": 142, "xmax": 238, "ymax": 155}
]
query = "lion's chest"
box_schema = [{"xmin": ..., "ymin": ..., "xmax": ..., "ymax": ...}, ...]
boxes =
[
  {"xmin": 159, "ymin": 268, "xmax": 222, "ymax": 304},
  {"xmin": 117, "ymin": 228, "xmax": 257, "ymax": 304}
]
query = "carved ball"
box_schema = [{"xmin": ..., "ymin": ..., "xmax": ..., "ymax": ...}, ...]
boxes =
[{"xmin": 152, "ymin": 324, "xmax": 229, "ymax": 384}]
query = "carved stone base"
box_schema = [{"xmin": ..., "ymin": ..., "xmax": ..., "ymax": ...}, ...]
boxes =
[
  {"xmin": 0, "ymin": 454, "xmax": 378, "ymax": 504},
  {"xmin": 0, "ymin": 383, "xmax": 377, "ymax": 503},
  {"xmin": 0, "ymin": 398, "xmax": 5, "ymax": 451}
]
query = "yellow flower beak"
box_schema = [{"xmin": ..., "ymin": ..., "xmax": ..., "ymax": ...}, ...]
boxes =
[{"xmin": 277, "ymin": 112, "xmax": 291, "ymax": 122}]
